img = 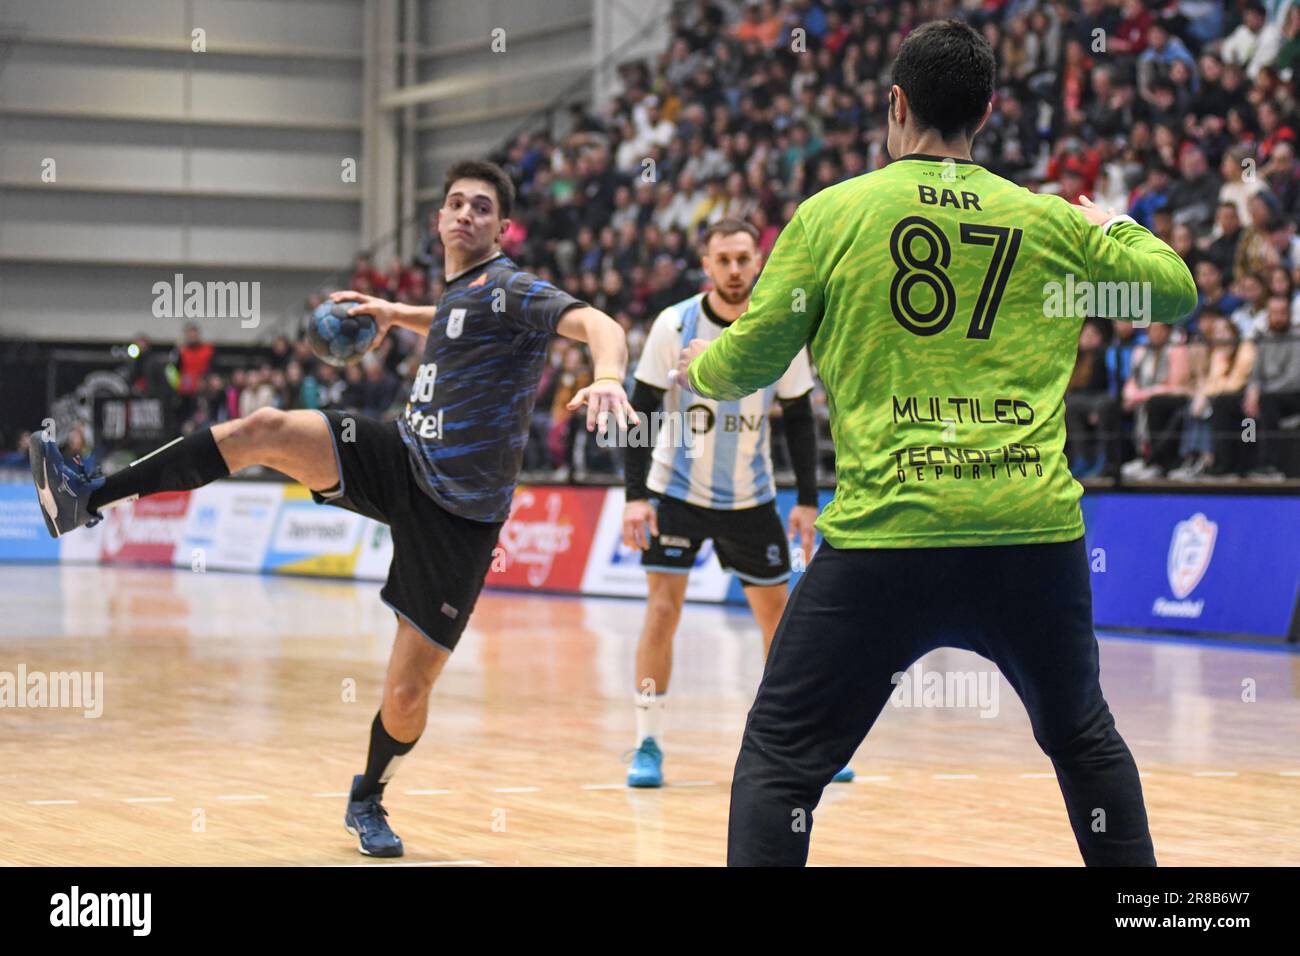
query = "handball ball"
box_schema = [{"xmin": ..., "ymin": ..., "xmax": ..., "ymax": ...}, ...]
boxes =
[{"xmin": 307, "ymin": 300, "xmax": 377, "ymax": 368}]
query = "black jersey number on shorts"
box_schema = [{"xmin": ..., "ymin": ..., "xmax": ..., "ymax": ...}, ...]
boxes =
[{"xmin": 888, "ymin": 216, "xmax": 1023, "ymax": 340}]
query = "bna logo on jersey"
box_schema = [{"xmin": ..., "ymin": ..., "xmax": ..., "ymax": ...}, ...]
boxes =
[{"xmin": 1167, "ymin": 513, "xmax": 1217, "ymax": 599}]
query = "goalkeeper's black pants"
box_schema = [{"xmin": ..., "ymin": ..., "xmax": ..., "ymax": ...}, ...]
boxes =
[{"xmin": 727, "ymin": 535, "xmax": 1156, "ymax": 866}]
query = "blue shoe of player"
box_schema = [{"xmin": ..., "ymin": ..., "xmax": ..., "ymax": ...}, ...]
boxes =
[
  {"xmin": 344, "ymin": 775, "xmax": 404, "ymax": 858},
  {"xmin": 28, "ymin": 435, "xmax": 104, "ymax": 538},
  {"xmin": 831, "ymin": 766, "xmax": 856, "ymax": 783},
  {"xmin": 626, "ymin": 737, "xmax": 664, "ymax": 788}
]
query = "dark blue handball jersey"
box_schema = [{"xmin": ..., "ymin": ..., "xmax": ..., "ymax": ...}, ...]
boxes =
[{"xmin": 397, "ymin": 253, "xmax": 586, "ymax": 523}]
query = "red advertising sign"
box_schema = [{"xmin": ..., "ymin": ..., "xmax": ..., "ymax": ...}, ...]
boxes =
[
  {"xmin": 100, "ymin": 491, "xmax": 191, "ymax": 566},
  {"xmin": 487, "ymin": 485, "xmax": 605, "ymax": 592}
]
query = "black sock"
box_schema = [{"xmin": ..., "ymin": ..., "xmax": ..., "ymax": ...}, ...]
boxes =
[
  {"xmin": 353, "ymin": 711, "xmax": 419, "ymax": 800},
  {"xmin": 88, "ymin": 428, "xmax": 230, "ymax": 512}
]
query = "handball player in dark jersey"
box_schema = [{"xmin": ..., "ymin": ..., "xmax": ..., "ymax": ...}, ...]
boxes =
[{"xmin": 30, "ymin": 159, "xmax": 636, "ymax": 857}]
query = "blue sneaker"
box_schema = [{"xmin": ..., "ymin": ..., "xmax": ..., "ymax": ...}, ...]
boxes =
[
  {"xmin": 29, "ymin": 435, "xmax": 104, "ymax": 538},
  {"xmin": 626, "ymin": 737, "xmax": 664, "ymax": 788},
  {"xmin": 831, "ymin": 766, "xmax": 855, "ymax": 783},
  {"xmin": 344, "ymin": 775, "xmax": 404, "ymax": 857}
]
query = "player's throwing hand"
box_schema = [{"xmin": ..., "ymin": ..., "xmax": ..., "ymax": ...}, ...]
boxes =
[
  {"xmin": 567, "ymin": 378, "xmax": 638, "ymax": 436},
  {"xmin": 329, "ymin": 289, "xmax": 407, "ymax": 353}
]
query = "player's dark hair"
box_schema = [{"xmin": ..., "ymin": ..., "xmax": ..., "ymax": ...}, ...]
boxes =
[
  {"xmin": 443, "ymin": 159, "xmax": 515, "ymax": 220},
  {"xmin": 890, "ymin": 19, "xmax": 995, "ymax": 141},
  {"xmin": 700, "ymin": 218, "xmax": 760, "ymax": 252}
]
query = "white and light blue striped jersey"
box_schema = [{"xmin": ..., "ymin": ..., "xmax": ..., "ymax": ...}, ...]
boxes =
[{"xmin": 634, "ymin": 292, "xmax": 814, "ymax": 510}]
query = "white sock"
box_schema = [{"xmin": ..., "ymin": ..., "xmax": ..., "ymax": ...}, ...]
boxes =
[{"xmin": 635, "ymin": 692, "xmax": 666, "ymax": 746}]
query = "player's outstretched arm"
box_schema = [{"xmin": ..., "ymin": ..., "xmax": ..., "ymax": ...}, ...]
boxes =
[
  {"xmin": 1074, "ymin": 196, "xmax": 1198, "ymax": 326},
  {"xmin": 686, "ymin": 212, "xmax": 824, "ymax": 401},
  {"xmin": 558, "ymin": 306, "xmax": 638, "ymax": 434}
]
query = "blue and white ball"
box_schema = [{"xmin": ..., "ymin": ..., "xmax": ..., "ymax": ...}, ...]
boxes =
[{"xmin": 307, "ymin": 300, "xmax": 377, "ymax": 368}]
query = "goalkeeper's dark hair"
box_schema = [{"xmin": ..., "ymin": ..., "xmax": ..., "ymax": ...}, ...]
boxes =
[
  {"xmin": 443, "ymin": 159, "xmax": 516, "ymax": 220},
  {"xmin": 890, "ymin": 19, "xmax": 995, "ymax": 141}
]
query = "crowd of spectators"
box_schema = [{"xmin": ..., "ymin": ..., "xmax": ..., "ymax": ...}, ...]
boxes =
[
  {"xmin": 11, "ymin": 0, "xmax": 1300, "ymax": 482},
  {"xmin": 493, "ymin": 0, "xmax": 1300, "ymax": 480}
]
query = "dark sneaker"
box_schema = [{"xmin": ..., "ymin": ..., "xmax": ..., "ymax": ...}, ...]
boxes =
[
  {"xmin": 344, "ymin": 775, "xmax": 404, "ymax": 857},
  {"xmin": 29, "ymin": 435, "xmax": 105, "ymax": 538}
]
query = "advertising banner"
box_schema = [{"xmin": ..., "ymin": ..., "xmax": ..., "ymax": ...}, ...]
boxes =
[
  {"xmin": 0, "ymin": 483, "xmax": 59, "ymax": 562},
  {"xmin": 99, "ymin": 491, "xmax": 191, "ymax": 566},
  {"xmin": 353, "ymin": 518, "xmax": 393, "ymax": 582},
  {"xmin": 263, "ymin": 486, "xmax": 366, "ymax": 577},
  {"xmin": 486, "ymin": 485, "xmax": 606, "ymax": 593},
  {"xmin": 1083, "ymin": 493, "xmax": 1300, "ymax": 639},
  {"xmin": 174, "ymin": 481, "xmax": 283, "ymax": 573}
]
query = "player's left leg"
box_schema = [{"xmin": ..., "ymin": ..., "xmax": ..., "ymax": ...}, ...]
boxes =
[
  {"xmin": 727, "ymin": 542, "xmax": 936, "ymax": 865},
  {"xmin": 741, "ymin": 583, "xmax": 788, "ymax": 658},
  {"xmin": 321, "ymin": 415, "xmax": 502, "ymax": 857},
  {"xmin": 629, "ymin": 495, "xmax": 702, "ymax": 787},
  {"xmin": 718, "ymin": 505, "xmax": 857, "ymax": 784},
  {"xmin": 968, "ymin": 536, "xmax": 1156, "ymax": 866},
  {"xmin": 345, "ymin": 617, "xmax": 449, "ymax": 858}
]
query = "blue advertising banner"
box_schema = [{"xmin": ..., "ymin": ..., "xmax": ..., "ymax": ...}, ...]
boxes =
[
  {"xmin": 1083, "ymin": 493, "xmax": 1300, "ymax": 639},
  {"xmin": 0, "ymin": 483, "xmax": 59, "ymax": 562},
  {"xmin": 728, "ymin": 490, "xmax": 1300, "ymax": 639}
]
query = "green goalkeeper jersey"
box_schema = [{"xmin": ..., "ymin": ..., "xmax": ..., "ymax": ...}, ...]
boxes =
[{"xmin": 688, "ymin": 155, "xmax": 1197, "ymax": 548}]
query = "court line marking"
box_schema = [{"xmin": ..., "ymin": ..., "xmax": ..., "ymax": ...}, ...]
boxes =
[
  {"xmin": 123, "ymin": 796, "xmax": 175, "ymax": 803},
  {"xmin": 404, "ymin": 789, "xmax": 452, "ymax": 796},
  {"xmin": 492, "ymin": 786, "xmax": 540, "ymax": 794},
  {"xmin": 217, "ymin": 794, "xmax": 269, "ymax": 801},
  {"xmin": 1192, "ymin": 771, "xmax": 1239, "ymax": 778},
  {"xmin": 932, "ymin": 773, "xmax": 978, "ymax": 780},
  {"xmin": 581, "ymin": 783, "xmax": 625, "ymax": 790},
  {"xmin": 27, "ymin": 799, "xmax": 77, "ymax": 806},
  {"xmin": 1018, "ymin": 773, "xmax": 1056, "ymax": 779},
  {"xmin": 1280, "ymin": 771, "xmax": 1300, "ymax": 777},
  {"xmin": 312, "ymin": 792, "xmax": 349, "ymax": 798},
  {"xmin": 669, "ymin": 780, "xmax": 716, "ymax": 788}
]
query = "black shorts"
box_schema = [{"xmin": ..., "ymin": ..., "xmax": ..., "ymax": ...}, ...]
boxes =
[
  {"xmin": 311, "ymin": 410, "xmax": 502, "ymax": 653},
  {"xmin": 642, "ymin": 494, "xmax": 791, "ymax": 586}
]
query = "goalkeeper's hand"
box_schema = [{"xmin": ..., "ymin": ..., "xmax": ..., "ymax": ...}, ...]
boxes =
[
  {"xmin": 667, "ymin": 338, "xmax": 710, "ymax": 395},
  {"xmin": 1075, "ymin": 195, "xmax": 1119, "ymax": 228}
]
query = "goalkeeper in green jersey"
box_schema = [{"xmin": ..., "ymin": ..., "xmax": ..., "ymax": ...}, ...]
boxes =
[{"xmin": 677, "ymin": 19, "xmax": 1196, "ymax": 866}]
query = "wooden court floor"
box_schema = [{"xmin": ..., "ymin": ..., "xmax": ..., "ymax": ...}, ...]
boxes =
[{"xmin": 1, "ymin": 564, "xmax": 1297, "ymax": 866}]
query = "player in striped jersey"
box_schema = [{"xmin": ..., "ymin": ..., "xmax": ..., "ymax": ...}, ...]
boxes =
[{"xmin": 621, "ymin": 219, "xmax": 852, "ymax": 788}]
